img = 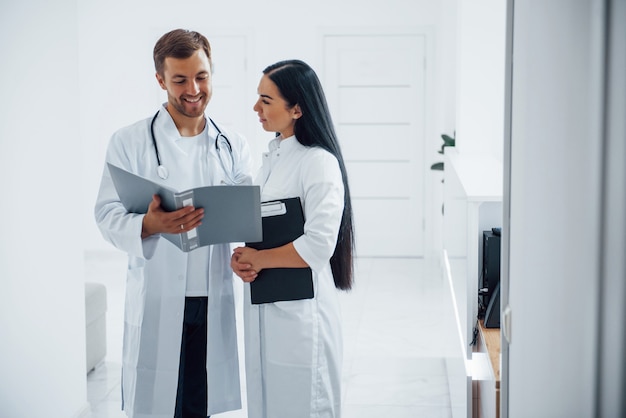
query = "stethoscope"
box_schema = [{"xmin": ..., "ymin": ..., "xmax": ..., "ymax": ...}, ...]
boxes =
[{"xmin": 150, "ymin": 111, "xmax": 235, "ymax": 182}]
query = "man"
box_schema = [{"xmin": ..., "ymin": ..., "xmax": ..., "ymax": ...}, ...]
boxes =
[{"xmin": 95, "ymin": 29, "xmax": 251, "ymax": 418}]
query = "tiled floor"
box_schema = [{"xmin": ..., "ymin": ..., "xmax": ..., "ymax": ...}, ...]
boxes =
[{"xmin": 83, "ymin": 251, "xmax": 460, "ymax": 418}]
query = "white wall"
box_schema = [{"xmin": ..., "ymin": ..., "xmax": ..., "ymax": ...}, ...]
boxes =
[
  {"xmin": 430, "ymin": 0, "xmax": 459, "ymax": 258},
  {"xmin": 0, "ymin": 1, "xmax": 88, "ymax": 417},
  {"xmin": 79, "ymin": 0, "xmax": 456, "ymax": 254},
  {"xmin": 455, "ymin": 0, "xmax": 506, "ymax": 160},
  {"xmin": 505, "ymin": 1, "xmax": 604, "ymax": 416},
  {"xmin": 597, "ymin": 1, "xmax": 626, "ymax": 415}
]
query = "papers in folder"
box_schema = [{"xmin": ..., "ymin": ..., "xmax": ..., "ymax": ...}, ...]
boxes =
[
  {"xmin": 246, "ymin": 197, "xmax": 314, "ymax": 304},
  {"xmin": 107, "ymin": 163, "xmax": 262, "ymax": 252}
]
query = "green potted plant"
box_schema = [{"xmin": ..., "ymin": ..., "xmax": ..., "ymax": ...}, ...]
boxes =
[
  {"xmin": 431, "ymin": 132, "xmax": 455, "ymax": 215},
  {"xmin": 430, "ymin": 132, "xmax": 456, "ymax": 171}
]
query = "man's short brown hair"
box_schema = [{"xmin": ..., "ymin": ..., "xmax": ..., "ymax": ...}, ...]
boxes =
[{"xmin": 153, "ymin": 29, "xmax": 212, "ymax": 76}]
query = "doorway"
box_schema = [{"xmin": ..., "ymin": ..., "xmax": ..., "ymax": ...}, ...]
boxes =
[{"xmin": 323, "ymin": 34, "xmax": 427, "ymax": 257}]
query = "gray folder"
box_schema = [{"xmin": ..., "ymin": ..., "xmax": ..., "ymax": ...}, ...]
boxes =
[{"xmin": 107, "ymin": 163, "xmax": 262, "ymax": 252}]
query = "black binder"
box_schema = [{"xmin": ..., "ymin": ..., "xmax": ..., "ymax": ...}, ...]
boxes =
[{"xmin": 246, "ymin": 197, "xmax": 314, "ymax": 304}]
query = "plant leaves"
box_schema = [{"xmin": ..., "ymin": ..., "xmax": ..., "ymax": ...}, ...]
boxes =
[
  {"xmin": 441, "ymin": 134, "xmax": 455, "ymax": 146},
  {"xmin": 430, "ymin": 162, "xmax": 444, "ymax": 170}
]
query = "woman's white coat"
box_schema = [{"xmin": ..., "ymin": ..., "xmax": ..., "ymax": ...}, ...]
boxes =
[
  {"xmin": 244, "ymin": 136, "xmax": 344, "ymax": 418},
  {"xmin": 94, "ymin": 106, "xmax": 251, "ymax": 417}
]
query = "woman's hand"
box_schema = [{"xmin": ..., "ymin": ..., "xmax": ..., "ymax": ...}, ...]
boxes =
[
  {"xmin": 231, "ymin": 246, "xmax": 260, "ymax": 282},
  {"xmin": 230, "ymin": 243, "xmax": 309, "ymax": 283}
]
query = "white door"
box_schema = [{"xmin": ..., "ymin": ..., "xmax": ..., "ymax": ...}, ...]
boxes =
[{"xmin": 323, "ymin": 34, "xmax": 426, "ymax": 257}]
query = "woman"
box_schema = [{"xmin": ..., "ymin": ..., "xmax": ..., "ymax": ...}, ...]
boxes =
[{"xmin": 231, "ymin": 59, "xmax": 354, "ymax": 418}]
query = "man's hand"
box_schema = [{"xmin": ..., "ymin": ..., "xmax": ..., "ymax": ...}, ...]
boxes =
[{"xmin": 141, "ymin": 194, "xmax": 204, "ymax": 239}]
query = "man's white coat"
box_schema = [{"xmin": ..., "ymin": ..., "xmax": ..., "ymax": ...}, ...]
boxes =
[{"xmin": 95, "ymin": 106, "xmax": 251, "ymax": 417}]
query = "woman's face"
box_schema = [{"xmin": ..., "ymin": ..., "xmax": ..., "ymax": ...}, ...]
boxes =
[{"xmin": 253, "ymin": 74, "xmax": 301, "ymax": 138}]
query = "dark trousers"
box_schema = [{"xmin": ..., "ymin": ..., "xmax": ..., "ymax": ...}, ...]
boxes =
[{"xmin": 174, "ymin": 297, "xmax": 209, "ymax": 418}]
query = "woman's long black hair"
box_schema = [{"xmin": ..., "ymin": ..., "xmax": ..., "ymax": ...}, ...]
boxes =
[{"xmin": 264, "ymin": 59, "xmax": 354, "ymax": 290}]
